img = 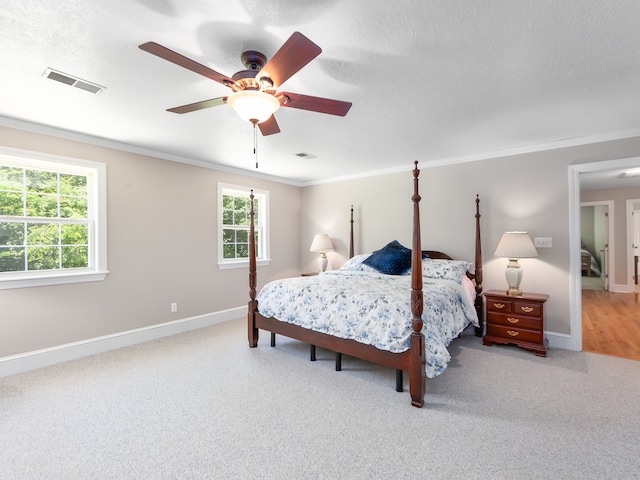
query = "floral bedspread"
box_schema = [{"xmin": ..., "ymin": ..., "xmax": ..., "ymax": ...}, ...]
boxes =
[{"xmin": 256, "ymin": 270, "xmax": 479, "ymax": 378}]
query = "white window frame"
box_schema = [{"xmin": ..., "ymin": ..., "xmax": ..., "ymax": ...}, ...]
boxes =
[
  {"xmin": 217, "ymin": 183, "xmax": 270, "ymax": 269},
  {"xmin": 0, "ymin": 146, "xmax": 108, "ymax": 289}
]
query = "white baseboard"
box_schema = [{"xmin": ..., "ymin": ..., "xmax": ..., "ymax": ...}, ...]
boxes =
[
  {"xmin": 545, "ymin": 330, "xmax": 578, "ymax": 351},
  {"xmin": 0, "ymin": 306, "xmax": 246, "ymax": 378},
  {"xmin": 610, "ymin": 283, "xmax": 635, "ymax": 293}
]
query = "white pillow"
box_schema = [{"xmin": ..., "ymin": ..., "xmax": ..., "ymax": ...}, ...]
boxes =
[
  {"xmin": 421, "ymin": 259, "xmax": 472, "ymax": 284},
  {"xmin": 338, "ymin": 254, "xmax": 377, "ymax": 272}
]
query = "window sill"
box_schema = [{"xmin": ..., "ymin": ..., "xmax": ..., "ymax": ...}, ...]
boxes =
[
  {"xmin": 218, "ymin": 259, "xmax": 271, "ymax": 270},
  {"xmin": 0, "ymin": 270, "xmax": 109, "ymax": 290}
]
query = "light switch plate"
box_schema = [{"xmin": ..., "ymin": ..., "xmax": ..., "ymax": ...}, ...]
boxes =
[{"xmin": 534, "ymin": 237, "xmax": 552, "ymax": 248}]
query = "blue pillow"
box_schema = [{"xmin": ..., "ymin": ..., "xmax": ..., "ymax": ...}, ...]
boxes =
[{"xmin": 363, "ymin": 240, "xmax": 412, "ymax": 275}]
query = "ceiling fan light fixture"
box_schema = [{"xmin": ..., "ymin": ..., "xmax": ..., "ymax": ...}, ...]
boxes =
[{"xmin": 227, "ymin": 90, "xmax": 280, "ymax": 124}]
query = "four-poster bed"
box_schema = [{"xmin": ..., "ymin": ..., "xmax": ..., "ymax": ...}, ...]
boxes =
[{"xmin": 247, "ymin": 162, "xmax": 483, "ymax": 408}]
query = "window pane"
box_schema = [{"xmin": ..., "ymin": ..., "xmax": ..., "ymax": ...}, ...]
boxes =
[
  {"xmin": 27, "ymin": 223, "xmax": 59, "ymax": 246},
  {"xmin": 0, "ymin": 222, "xmax": 25, "ymax": 245},
  {"xmin": 27, "ymin": 245, "xmax": 59, "ymax": 270},
  {"xmin": 222, "ymin": 228, "xmax": 235, "ymax": 243},
  {"xmin": 59, "ymin": 174, "xmax": 87, "ymax": 196},
  {"xmin": 0, "ymin": 166, "xmax": 23, "ymax": 191},
  {"xmin": 236, "ymin": 244, "xmax": 248, "ymax": 258},
  {"xmin": 61, "ymin": 224, "xmax": 88, "ymax": 245},
  {"xmin": 223, "ymin": 244, "xmax": 235, "ymax": 259},
  {"xmin": 26, "ymin": 193, "xmax": 58, "ymax": 217},
  {"xmin": 234, "ymin": 211, "xmax": 247, "ymax": 226},
  {"xmin": 0, "ymin": 247, "xmax": 25, "ymax": 272},
  {"xmin": 60, "ymin": 196, "xmax": 88, "ymax": 219},
  {"xmin": 0, "ymin": 191, "xmax": 24, "ymax": 215},
  {"xmin": 233, "ymin": 197, "xmax": 247, "ymax": 210},
  {"xmin": 61, "ymin": 246, "xmax": 88, "ymax": 268},
  {"xmin": 26, "ymin": 170, "xmax": 57, "ymax": 194},
  {"xmin": 222, "ymin": 209, "xmax": 233, "ymax": 225},
  {"xmin": 236, "ymin": 229, "xmax": 248, "ymax": 243},
  {"xmin": 222, "ymin": 195, "xmax": 233, "ymax": 210}
]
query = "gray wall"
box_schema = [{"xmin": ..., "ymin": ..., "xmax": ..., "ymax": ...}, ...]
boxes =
[
  {"xmin": 301, "ymin": 136, "xmax": 640, "ymax": 338},
  {"xmin": 0, "ymin": 126, "xmax": 301, "ymax": 357},
  {"xmin": 302, "ymin": 156, "xmax": 571, "ymax": 335},
  {"xmin": 4, "ymin": 123, "xmax": 640, "ymax": 357}
]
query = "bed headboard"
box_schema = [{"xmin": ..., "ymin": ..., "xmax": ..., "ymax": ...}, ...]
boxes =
[{"xmin": 421, "ymin": 251, "xmax": 453, "ymax": 260}]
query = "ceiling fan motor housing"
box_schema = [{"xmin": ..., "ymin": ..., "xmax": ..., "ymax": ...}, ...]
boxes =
[{"xmin": 233, "ymin": 50, "xmax": 274, "ymax": 92}]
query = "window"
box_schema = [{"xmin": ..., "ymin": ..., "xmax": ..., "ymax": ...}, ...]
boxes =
[
  {"xmin": 218, "ymin": 183, "xmax": 269, "ymax": 269},
  {"xmin": 0, "ymin": 147, "xmax": 107, "ymax": 289}
]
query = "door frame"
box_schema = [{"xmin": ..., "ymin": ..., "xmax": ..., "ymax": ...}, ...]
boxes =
[
  {"xmin": 626, "ymin": 200, "xmax": 640, "ymax": 287},
  {"xmin": 569, "ymin": 156, "xmax": 640, "ymax": 351}
]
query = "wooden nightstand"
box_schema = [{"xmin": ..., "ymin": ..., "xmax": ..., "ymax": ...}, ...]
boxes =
[{"xmin": 483, "ymin": 290, "xmax": 549, "ymax": 357}]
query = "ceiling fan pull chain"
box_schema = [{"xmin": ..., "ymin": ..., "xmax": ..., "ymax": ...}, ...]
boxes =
[{"xmin": 253, "ymin": 122, "xmax": 259, "ymax": 169}]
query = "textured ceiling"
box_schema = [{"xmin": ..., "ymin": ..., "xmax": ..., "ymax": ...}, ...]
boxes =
[{"xmin": 2, "ymin": 0, "xmax": 640, "ymax": 185}]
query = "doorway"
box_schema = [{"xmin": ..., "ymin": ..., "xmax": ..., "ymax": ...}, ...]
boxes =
[{"xmin": 569, "ymin": 156, "xmax": 640, "ymax": 353}]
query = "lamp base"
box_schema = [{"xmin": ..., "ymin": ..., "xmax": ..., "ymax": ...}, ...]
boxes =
[
  {"xmin": 504, "ymin": 259, "xmax": 523, "ymax": 297},
  {"xmin": 317, "ymin": 255, "xmax": 328, "ymax": 273}
]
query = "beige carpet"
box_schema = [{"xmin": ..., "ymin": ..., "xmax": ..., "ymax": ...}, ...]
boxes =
[{"xmin": 2, "ymin": 318, "xmax": 639, "ymax": 479}]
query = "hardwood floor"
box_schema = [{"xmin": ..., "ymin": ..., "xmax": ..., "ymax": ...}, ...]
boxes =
[{"xmin": 582, "ymin": 289, "xmax": 640, "ymax": 361}]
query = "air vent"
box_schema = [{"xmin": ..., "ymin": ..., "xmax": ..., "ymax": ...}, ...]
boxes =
[
  {"xmin": 43, "ymin": 68, "xmax": 105, "ymax": 94},
  {"xmin": 294, "ymin": 152, "xmax": 318, "ymax": 159}
]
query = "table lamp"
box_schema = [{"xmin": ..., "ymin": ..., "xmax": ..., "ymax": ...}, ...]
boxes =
[
  {"xmin": 310, "ymin": 234, "xmax": 334, "ymax": 273},
  {"xmin": 494, "ymin": 231, "xmax": 538, "ymax": 296}
]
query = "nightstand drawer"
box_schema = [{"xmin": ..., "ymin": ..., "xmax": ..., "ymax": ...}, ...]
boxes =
[
  {"xmin": 487, "ymin": 324, "xmax": 543, "ymax": 344},
  {"xmin": 487, "ymin": 312, "xmax": 540, "ymax": 330},
  {"xmin": 486, "ymin": 299, "xmax": 513, "ymax": 313},
  {"xmin": 511, "ymin": 302, "xmax": 542, "ymax": 317}
]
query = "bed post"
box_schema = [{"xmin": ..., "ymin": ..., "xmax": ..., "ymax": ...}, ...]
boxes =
[
  {"xmin": 473, "ymin": 195, "xmax": 484, "ymax": 337},
  {"xmin": 248, "ymin": 190, "xmax": 259, "ymax": 347},
  {"xmin": 349, "ymin": 205, "xmax": 354, "ymax": 259},
  {"xmin": 409, "ymin": 161, "xmax": 426, "ymax": 408}
]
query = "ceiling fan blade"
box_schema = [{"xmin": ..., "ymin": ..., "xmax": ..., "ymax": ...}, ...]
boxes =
[
  {"xmin": 259, "ymin": 32, "xmax": 322, "ymax": 88},
  {"xmin": 278, "ymin": 92, "xmax": 352, "ymax": 116},
  {"xmin": 139, "ymin": 42, "xmax": 236, "ymax": 87},
  {"xmin": 167, "ymin": 97, "xmax": 227, "ymax": 114},
  {"xmin": 258, "ymin": 115, "xmax": 281, "ymax": 136}
]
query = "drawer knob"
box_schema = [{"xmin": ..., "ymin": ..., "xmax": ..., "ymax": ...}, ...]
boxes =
[
  {"xmin": 520, "ymin": 306, "xmax": 534, "ymax": 313},
  {"xmin": 507, "ymin": 317, "xmax": 519, "ymax": 324},
  {"xmin": 493, "ymin": 303, "xmax": 506, "ymax": 309},
  {"xmin": 507, "ymin": 330, "xmax": 519, "ymax": 337}
]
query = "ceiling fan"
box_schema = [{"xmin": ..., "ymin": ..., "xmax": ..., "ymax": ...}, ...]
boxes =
[{"xmin": 139, "ymin": 32, "xmax": 352, "ymax": 136}]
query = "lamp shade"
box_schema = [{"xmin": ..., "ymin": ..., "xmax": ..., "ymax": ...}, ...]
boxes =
[
  {"xmin": 494, "ymin": 231, "xmax": 538, "ymax": 259},
  {"xmin": 310, "ymin": 234, "xmax": 334, "ymax": 253},
  {"xmin": 227, "ymin": 90, "xmax": 280, "ymax": 124}
]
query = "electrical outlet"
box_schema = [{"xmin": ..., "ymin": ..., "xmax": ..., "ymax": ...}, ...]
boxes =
[
  {"xmin": 534, "ymin": 237, "xmax": 552, "ymax": 248},
  {"xmin": 170, "ymin": 302, "xmax": 178, "ymax": 313}
]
